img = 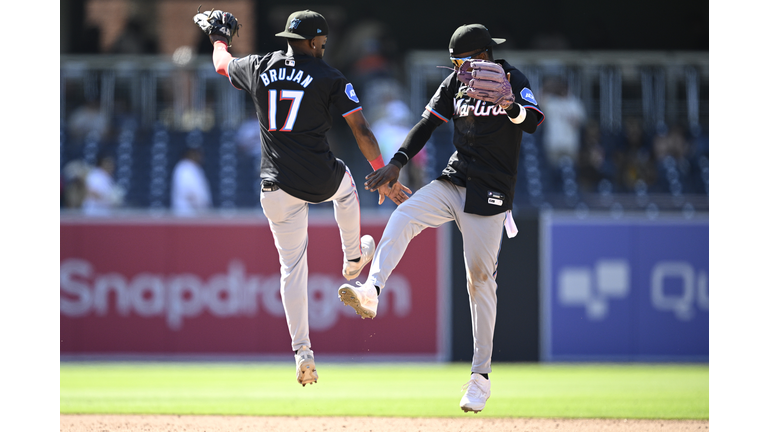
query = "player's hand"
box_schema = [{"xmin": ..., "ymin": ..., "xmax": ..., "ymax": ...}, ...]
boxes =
[
  {"xmin": 388, "ymin": 181, "xmax": 412, "ymax": 205},
  {"xmin": 376, "ymin": 181, "xmax": 412, "ymax": 205},
  {"xmin": 366, "ymin": 164, "xmax": 411, "ymax": 205},
  {"xmin": 193, "ymin": 6, "xmax": 241, "ymax": 47},
  {"xmin": 365, "ymin": 163, "xmax": 400, "ymax": 191},
  {"xmin": 456, "ymin": 60, "xmax": 514, "ymax": 107}
]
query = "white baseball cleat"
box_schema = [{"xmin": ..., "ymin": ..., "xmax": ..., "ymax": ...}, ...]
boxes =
[
  {"xmin": 338, "ymin": 280, "xmax": 378, "ymax": 319},
  {"xmin": 295, "ymin": 346, "xmax": 318, "ymax": 387},
  {"xmin": 460, "ymin": 373, "xmax": 491, "ymax": 413},
  {"xmin": 342, "ymin": 235, "xmax": 375, "ymax": 281}
]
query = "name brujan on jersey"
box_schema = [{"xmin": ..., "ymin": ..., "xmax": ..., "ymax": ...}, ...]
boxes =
[
  {"xmin": 453, "ymin": 97, "xmax": 507, "ymax": 117},
  {"xmin": 260, "ymin": 68, "xmax": 314, "ymax": 88}
]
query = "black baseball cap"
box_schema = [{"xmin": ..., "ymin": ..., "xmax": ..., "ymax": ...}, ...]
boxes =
[
  {"xmin": 275, "ymin": 10, "xmax": 328, "ymax": 40},
  {"xmin": 449, "ymin": 24, "xmax": 505, "ymax": 56}
]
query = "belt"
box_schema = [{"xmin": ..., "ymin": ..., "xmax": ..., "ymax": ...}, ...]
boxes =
[{"xmin": 261, "ymin": 180, "xmax": 279, "ymax": 192}]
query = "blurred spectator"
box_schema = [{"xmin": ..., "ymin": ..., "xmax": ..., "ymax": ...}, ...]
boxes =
[
  {"xmin": 180, "ymin": 105, "xmax": 216, "ymax": 132},
  {"xmin": 235, "ymin": 112, "xmax": 262, "ymax": 159},
  {"xmin": 371, "ymin": 99, "xmax": 427, "ymax": 191},
  {"xmin": 62, "ymin": 160, "xmax": 91, "ymax": 209},
  {"xmin": 539, "ymin": 76, "xmax": 587, "ymax": 169},
  {"xmin": 653, "ymin": 123, "xmax": 691, "ymax": 162},
  {"xmin": 67, "ymin": 99, "xmax": 110, "ymax": 142},
  {"xmin": 158, "ymin": 69, "xmax": 216, "ymax": 132},
  {"xmin": 330, "ymin": 20, "xmax": 399, "ymax": 103},
  {"xmin": 171, "ymin": 145, "xmax": 211, "ymax": 216},
  {"xmin": 577, "ymin": 120, "xmax": 614, "ymax": 192},
  {"xmin": 614, "ymin": 117, "xmax": 656, "ymax": 192},
  {"xmin": 82, "ymin": 154, "xmax": 124, "ymax": 215},
  {"xmin": 651, "ymin": 123, "xmax": 695, "ymax": 193},
  {"xmin": 371, "ymin": 100, "xmax": 410, "ymax": 161}
]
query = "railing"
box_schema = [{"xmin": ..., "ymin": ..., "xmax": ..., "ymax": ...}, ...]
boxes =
[
  {"xmin": 406, "ymin": 50, "xmax": 708, "ymax": 134},
  {"xmin": 61, "ymin": 51, "xmax": 708, "ymax": 213}
]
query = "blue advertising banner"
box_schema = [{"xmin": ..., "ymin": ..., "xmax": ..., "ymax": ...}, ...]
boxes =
[{"xmin": 542, "ymin": 213, "xmax": 709, "ymax": 361}]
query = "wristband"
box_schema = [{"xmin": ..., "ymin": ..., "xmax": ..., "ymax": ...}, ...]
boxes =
[
  {"xmin": 369, "ymin": 155, "xmax": 385, "ymax": 171},
  {"xmin": 508, "ymin": 104, "xmax": 527, "ymax": 124},
  {"xmin": 390, "ymin": 151, "xmax": 409, "ymax": 168}
]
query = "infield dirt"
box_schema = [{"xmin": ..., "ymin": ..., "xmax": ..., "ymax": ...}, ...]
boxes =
[{"xmin": 60, "ymin": 414, "xmax": 708, "ymax": 431}]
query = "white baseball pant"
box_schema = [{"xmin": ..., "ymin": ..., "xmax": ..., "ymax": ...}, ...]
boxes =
[
  {"xmin": 368, "ymin": 179, "xmax": 506, "ymax": 374},
  {"xmin": 260, "ymin": 167, "xmax": 363, "ymax": 352}
]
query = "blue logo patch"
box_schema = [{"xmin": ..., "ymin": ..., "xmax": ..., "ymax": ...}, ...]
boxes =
[
  {"xmin": 345, "ymin": 83, "xmax": 359, "ymax": 103},
  {"xmin": 521, "ymin": 87, "xmax": 537, "ymax": 105},
  {"xmin": 289, "ymin": 18, "xmax": 301, "ymax": 30}
]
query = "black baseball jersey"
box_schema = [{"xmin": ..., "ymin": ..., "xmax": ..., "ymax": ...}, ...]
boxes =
[
  {"xmin": 423, "ymin": 59, "xmax": 544, "ymax": 216},
  {"xmin": 228, "ymin": 51, "xmax": 363, "ymax": 203}
]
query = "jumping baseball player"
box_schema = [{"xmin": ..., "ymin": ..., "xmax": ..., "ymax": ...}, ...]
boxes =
[
  {"xmin": 338, "ymin": 24, "xmax": 544, "ymax": 412},
  {"xmin": 194, "ymin": 8, "xmax": 410, "ymax": 387}
]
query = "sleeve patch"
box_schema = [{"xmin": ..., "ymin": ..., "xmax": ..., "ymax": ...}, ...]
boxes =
[
  {"xmin": 521, "ymin": 87, "xmax": 538, "ymax": 105},
  {"xmin": 345, "ymin": 83, "xmax": 359, "ymax": 103}
]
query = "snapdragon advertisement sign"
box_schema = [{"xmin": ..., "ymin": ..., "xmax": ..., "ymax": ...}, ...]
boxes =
[
  {"xmin": 60, "ymin": 215, "xmax": 447, "ymax": 359},
  {"xmin": 542, "ymin": 213, "xmax": 709, "ymax": 361}
]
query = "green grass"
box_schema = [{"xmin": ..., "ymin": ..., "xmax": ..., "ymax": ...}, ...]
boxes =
[{"xmin": 60, "ymin": 362, "xmax": 708, "ymax": 419}]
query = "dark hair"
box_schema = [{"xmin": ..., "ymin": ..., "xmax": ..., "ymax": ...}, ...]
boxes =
[
  {"xmin": 184, "ymin": 146, "xmax": 203, "ymax": 159},
  {"xmin": 96, "ymin": 152, "xmax": 114, "ymax": 166}
]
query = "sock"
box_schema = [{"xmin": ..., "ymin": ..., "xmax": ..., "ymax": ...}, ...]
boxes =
[
  {"xmin": 348, "ymin": 257, "xmax": 361, "ymax": 262},
  {"xmin": 472, "ymin": 372, "xmax": 489, "ymax": 380},
  {"xmin": 375, "ymin": 285, "xmax": 381, "ymax": 296}
]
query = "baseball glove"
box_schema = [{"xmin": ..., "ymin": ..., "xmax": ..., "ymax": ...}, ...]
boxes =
[
  {"xmin": 193, "ymin": 5, "xmax": 241, "ymax": 47},
  {"xmin": 456, "ymin": 60, "xmax": 515, "ymax": 108}
]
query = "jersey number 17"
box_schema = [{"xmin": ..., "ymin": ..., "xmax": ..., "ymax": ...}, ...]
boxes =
[{"xmin": 267, "ymin": 89, "xmax": 304, "ymax": 132}]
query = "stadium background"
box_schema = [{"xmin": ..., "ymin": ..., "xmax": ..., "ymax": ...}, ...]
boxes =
[{"xmin": 59, "ymin": 0, "xmax": 708, "ymax": 364}]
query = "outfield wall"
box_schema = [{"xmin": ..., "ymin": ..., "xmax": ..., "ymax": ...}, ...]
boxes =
[
  {"xmin": 540, "ymin": 211, "xmax": 709, "ymax": 362},
  {"xmin": 60, "ymin": 210, "xmax": 708, "ymax": 362},
  {"xmin": 450, "ymin": 210, "xmax": 709, "ymax": 363},
  {"xmin": 60, "ymin": 212, "xmax": 450, "ymax": 360}
]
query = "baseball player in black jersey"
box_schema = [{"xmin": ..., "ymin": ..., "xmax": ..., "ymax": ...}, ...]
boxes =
[
  {"xmin": 338, "ymin": 24, "xmax": 544, "ymax": 412},
  {"xmin": 197, "ymin": 9, "xmax": 410, "ymax": 387}
]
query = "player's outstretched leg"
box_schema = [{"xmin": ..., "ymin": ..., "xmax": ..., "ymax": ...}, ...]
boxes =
[
  {"xmin": 460, "ymin": 373, "xmax": 491, "ymax": 413},
  {"xmin": 342, "ymin": 235, "xmax": 375, "ymax": 280},
  {"xmin": 338, "ymin": 280, "xmax": 378, "ymax": 319},
  {"xmin": 295, "ymin": 346, "xmax": 318, "ymax": 387}
]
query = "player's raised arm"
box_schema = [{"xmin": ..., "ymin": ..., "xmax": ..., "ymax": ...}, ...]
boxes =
[
  {"xmin": 343, "ymin": 110, "xmax": 412, "ymax": 205},
  {"xmin": 193, "ymin": 7, "xmax": 241, "ymax": 77}
]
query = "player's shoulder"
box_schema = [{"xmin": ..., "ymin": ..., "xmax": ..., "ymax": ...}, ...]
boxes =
[
  {"xmin": 496, "ymin": 60, "xmax": 524, "ymax": 78},
  {"xmin": 498, "ymin": 59, "xmax": 533, "ymax": 86},
  {"xmin": 439, "ymin": 69, "xmax": 458, "ymax": 88},
  {"xmin": 231, "ymin": 51, "xmax": 269, "ymax": 70},
  {"xmin": 259, "ymin": 50, "xmax": 288, "ymax": 67},
  {"xmin": 315, "ymin": 58, "xmax": 347, "ymax": 79}
]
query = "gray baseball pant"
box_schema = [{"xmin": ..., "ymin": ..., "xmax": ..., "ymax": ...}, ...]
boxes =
[
  {"xmin": 260, "ymin": 167, "xmax": 363, "ymax": 352},
  {"xmin": 368, "ymin": 179, "xmax": 506, "ymax": 374}
]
